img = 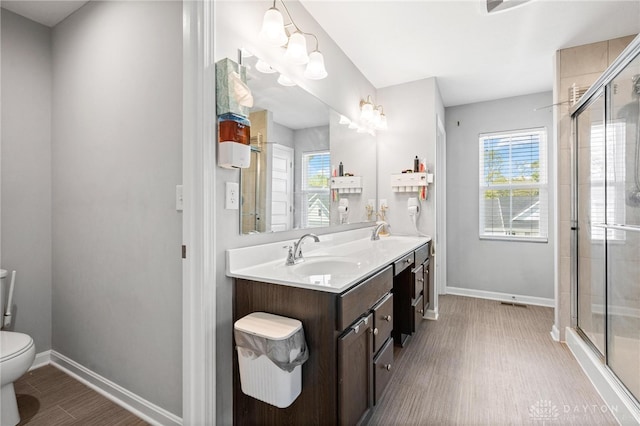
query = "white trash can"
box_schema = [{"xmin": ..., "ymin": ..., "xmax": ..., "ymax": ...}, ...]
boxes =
[{"xmin": 234, "ymin": 312, "xmax": 309, "ymax": 408}]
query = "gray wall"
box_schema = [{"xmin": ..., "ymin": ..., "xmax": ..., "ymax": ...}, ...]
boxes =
[
  {"xmin": 214, "ymin": 1, "xmax": 376, "ymax": 423},
  {"xmin": 1, "ymin": 9, "xmax": 53, "ymax": 352},
  {"xmin": 445, "ymin": 91, "xmax": 555, "ymax": 299},
  {"xmin": 377, "ymin": 77, "xmax": 445, "ymax": 238},
  {"xmin": 50, "ymin": 1, "xmax": 183, "ymax": 415}
]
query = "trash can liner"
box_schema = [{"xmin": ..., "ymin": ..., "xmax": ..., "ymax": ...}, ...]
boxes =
[{"xmin": 235, "ymin": 326, "xmax": 309, "ymax": 373}]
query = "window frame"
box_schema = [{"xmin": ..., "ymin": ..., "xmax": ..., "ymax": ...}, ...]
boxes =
[{"xmin": 478, "ymin": 127, "xmax": 548, "ymax": 243}]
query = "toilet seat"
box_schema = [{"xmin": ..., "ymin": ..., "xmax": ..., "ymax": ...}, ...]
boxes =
[{"xmin": 0, "ymin": 331, "xmax": 34, "ymax": 363}]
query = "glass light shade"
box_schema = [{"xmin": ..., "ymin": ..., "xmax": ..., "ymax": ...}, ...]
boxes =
[
  {"xmin": 284, "ymin": 32, "xmax": 309, "ymax": 65},
  {"xmin": 377, "ymin": 114, "xmax": 388, "ymax": 130},
  {"xmin": 360, "ymin": 101, "xmax": 374, "ymax": 122},
  {"xmin": 372, "ymin": 107, "xmax": 381, "ymax": 125},
  {"xmin": 259, "ymin": 7, "xmax": 288, "ymax": 47},
  {"xmin": 304, "ymin": 51, "xmax": 328, "ymax": 80},
  {"xmin": 255, "ymin": 59, "xmax": 276, "ymax": 74},
  {"xmin": 277, "ymin": 74, "xmax": 296, "ymax": 87}
]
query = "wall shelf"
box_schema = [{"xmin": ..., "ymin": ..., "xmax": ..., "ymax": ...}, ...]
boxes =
[
  {"xmin": 331, "ymin": 176, "xmax": 362, "ymax": 194},
  {"xmin": 390, "ymin": 172, "xmax": 433, "ymax": 192}
]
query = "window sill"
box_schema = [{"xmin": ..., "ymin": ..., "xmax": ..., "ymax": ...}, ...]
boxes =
[{"xmin": 479, "ymin": 235, "xmax": 548, "ymax": 243}]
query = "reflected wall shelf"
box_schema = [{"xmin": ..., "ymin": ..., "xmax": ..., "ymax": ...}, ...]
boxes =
[
  {"xmin": 331, "ymin": 176, "xmax": 362, "ymax": 194},
  {"xmin": 390, "ymin": 172, "xmax": 433, "ymax": 192}
]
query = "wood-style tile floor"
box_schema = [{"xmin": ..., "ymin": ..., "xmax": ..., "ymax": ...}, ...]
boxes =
[
  {"xmin": 369, "ymin": 295, "xmax": 619, "ymax": 425},
  {"xmin": 14, "ymin": 365, "xmax": 147, "ymax": 425}
]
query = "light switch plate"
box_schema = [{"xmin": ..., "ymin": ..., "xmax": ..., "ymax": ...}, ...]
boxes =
[
  {"xmin": 226, "ymin": 182, "xmax": 239, "ymax": 210},
  {"xmin": 176, "ymin": 185, "xmax": 183, "ymax": 211}
]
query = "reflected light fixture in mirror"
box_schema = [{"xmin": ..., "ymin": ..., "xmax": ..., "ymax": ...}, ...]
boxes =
[
  {"xmin": 255, "ymin": 59, "xmax": 276, "ymax": 74},
  {"xmin": 277, "ymin": 74, "xmax": 296, "ymax": 86},
  {"xmin": 258, "ymin": 0, "xmax": 328, "ymax": 80},
  {"xmin": 359, "ymin": 95, "xmax": 388, "ymax": 132}
]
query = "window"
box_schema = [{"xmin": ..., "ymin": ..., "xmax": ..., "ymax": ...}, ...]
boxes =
[
  {"xmin": 479, "ymin": 128, "xmax": 548, "ymax": 241},
  {"xmin": 589, "ymin": 121, "xmax": 626, "ymax": 241},
  {"xmin": 302, "ymin": 151, "xmax": 330, "ymax": 228}
]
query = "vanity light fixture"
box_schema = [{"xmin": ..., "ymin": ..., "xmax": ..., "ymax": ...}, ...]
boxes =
[
  {"xmin": 258, "ymin": 0, "xmax": 328, "ymax": 80},
  {"xmin": 359, "ymin": 96, "xmax": 387, "ymax": 130}
]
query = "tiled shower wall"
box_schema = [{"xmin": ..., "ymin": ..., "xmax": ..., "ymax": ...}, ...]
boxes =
[{"xmin": 555, "ymin": 34, "xmax": 636, "ymax": 341}]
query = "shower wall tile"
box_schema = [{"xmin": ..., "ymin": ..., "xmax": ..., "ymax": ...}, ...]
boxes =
[
  {"xmin": 609, "ymin": 35, "xmax": 638, "ymax": 64},
  {"xmin": 560, "ymin": 41, "xmax": 608, "ymax": 79},
  {"xmin": 559, "ymin": 184, "xmax": 571, "ymax": 223}
]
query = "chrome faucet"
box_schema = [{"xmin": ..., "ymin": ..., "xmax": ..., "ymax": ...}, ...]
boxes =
[
  {"xmin": 371, "ymin": 222, "xmax": 388, "ymax": 241},
  {"xmin": 285, "ymin": 233, "xmax": 320, "ymax": 265}
]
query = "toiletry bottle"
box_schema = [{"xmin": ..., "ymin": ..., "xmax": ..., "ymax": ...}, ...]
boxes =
[
  {"xmin": 339, "ymin": 162, "xmax": 344, "ymax": 176},
  {"xmin": 414, "ymin": 156, "xmax": 419, "ymax": 172}
]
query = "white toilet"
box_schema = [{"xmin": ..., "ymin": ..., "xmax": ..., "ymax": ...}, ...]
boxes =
[{"xmin": 0, "ymin": 269, "xmax": 35, "ymax": 426}]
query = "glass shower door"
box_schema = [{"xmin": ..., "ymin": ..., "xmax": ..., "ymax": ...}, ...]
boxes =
[
  {"xmin": 576, "ymin": 92, "xmax": 607, "ymax": 357},
  {"xmin": 607, "ymin": 55, "xmax": 640, "ymax": 401}
]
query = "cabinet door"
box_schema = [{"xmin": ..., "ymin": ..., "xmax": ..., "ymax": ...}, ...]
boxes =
[
  {"xmin": 338, "ymin": 313, "xmax": 374, "ymax": 426},
  {"xmin": 412, "ymin": 264, "xmax": 424, "ymax": 300},
  {"xmin": 412, "ymin": 294, "xmax": 424, "ymax": 333},
  {"xmin": 373, "ymin": 337, "xmax": 394, "ymax": 405},
  {"xmin": 423, "ymin": 260, "xmax": 430, "ymax": 312},
  {"xmin": 372, "ymin": 293, "xmax": 393, "ymax": 353}
]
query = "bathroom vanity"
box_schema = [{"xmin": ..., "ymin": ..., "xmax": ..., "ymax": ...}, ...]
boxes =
[{"xmin": 227, "ymin": 229, "xmax": 431, "ymax": 425}]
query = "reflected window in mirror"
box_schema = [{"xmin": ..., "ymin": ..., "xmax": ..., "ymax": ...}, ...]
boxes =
[{"xmin": 301, "ymin": 151, "xmax": 331, "ymax": 228}]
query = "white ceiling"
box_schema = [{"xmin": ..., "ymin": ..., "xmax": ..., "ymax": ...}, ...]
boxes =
[
  {"xmin": 1, "ymin": 0, "xmax": 87, "ymax": 27},
  {"xmin": 300, "ymin": 0, "xmax": 640, "ymax": 106},
  {"xmin": 4, "ymin": 0, "xmax": 639, "ymax": 107}
]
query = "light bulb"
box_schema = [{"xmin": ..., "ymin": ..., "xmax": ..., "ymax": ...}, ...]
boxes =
[
  {"xmin": 255, "ymin": 59, "xmax": 276, "ymax": 74},
  {"xmin": 304, "ymin": 51, "xmax": 328, "ymax": 80},
  {"xmin": 259, "ymin": 7, "xmax": 288, "ymax": 47},
  {"xmin": 284, "ymin": 32, "xmax": 309, "ymax": 65},
  {"xmin": 277, "ymin": 74, "xmax": 296, "ymax": 87}
]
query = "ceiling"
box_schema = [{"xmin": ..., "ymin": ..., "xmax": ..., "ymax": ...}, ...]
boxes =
[
  {"xmin": 3, "ymin": 0, "xmax": 639, "ymax": 107},
  {"xmin": 300, "ymin": 0, "xmax": 640, "ymax": 106}
]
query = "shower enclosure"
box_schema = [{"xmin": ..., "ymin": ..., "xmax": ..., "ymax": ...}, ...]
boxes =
[{"xmin": 572, "ymin": 36, "xmax": 640, "ymax": 406}]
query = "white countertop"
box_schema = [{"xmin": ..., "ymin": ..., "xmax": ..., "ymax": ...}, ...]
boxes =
[{"xmin": 226, "ymin": 228, "xmax": 431, "ymax": 293}]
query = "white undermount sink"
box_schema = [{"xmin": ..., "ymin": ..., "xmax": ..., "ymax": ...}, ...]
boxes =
[{"xmin": 292, "ymin": 256, "xmax": 367, "ymax": 276}]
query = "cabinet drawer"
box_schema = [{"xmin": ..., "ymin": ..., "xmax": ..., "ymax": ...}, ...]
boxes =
[
  {"xmin": 414, "ymin": 242, "xmax": 429, "ymax": 266},
  {"xmin": 412, "ymin": 264, "xmax": 424, "ymax": 300},
  {"xmin": 372, "ymin": 293, "xmax": 393, "ymax": 353},
  {"xmin": 393, "ymin": 252, "xmax": 414, "ymax": 275},
  {"xmin": 338, "ymin": 266, "xmax": 393, "ymax": 331},
  {"xmin": 373, "ymin": 337, "xmax": 394, "ymax": 405},
  {"xmin": 412, "ymin": 294, "xmax": 424, "ymax": 333}
]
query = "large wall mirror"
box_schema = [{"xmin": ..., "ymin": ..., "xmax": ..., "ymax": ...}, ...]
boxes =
[{"xmin": 239, "ymin": 52, "xmax": 377, "ymax": 235}]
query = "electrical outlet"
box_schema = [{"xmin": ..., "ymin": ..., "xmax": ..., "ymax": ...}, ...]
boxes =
[{"xmin": 226, "ymin": 182, "xmax": 239, "ymax": 210}]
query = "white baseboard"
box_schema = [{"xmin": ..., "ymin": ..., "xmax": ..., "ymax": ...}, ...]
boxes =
[
  {"xmin": 425, "ymin": 309, "xmax": 439, "ymax": 320},
  {"xmin": 49, "ymin": 351, "xmax": 182, "ymax": 426},
  {"xmin": 29, "ymin": 350, "xmax": 51, "ymax": 371},
  {"xmin": 565, "ymin": 327, "xmax": 640, "ymax": 425},
  {"xmin": 446, "ymin": 286, "xmax": 555, "ymax": 308},
  {"xmin": 550, "ymin": 324, "xmax": 560, "ymax": 342}
]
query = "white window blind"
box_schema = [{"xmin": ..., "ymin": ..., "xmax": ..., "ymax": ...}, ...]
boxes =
[
  {"xmin": 479, "ymin": 128, "xmax": 548, "ymax": 241},
  {"xmin": 302, "ymin": 151, "xmax": 331, "ymax": 228},
  {"xmin": 589, "ymin": 121, "xmax": 626, "ymax": 241}
]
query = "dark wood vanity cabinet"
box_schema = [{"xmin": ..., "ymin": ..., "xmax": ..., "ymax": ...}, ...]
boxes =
[
  {"xmin": 234, "ymin": 265, "xmax": 393, "ymax": 426},
  {"xmin": 393, "ymin": 242, "xmax": 430, "ymax": 346}
]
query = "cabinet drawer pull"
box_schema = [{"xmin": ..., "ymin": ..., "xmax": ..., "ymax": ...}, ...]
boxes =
[
  {"xmin": 405, "ymin": 258, "xmax": 412, "ymax": 264},
  {"xmin": 418, "ymin": 309, "xmax": 424, "ymax": 314},
  {"xmin": 351, "ymin": 316, "xmax": 369, "ymax": 334},
  {"xmin": 385, "ymin": 364, "xmax": 392, "ymax": 371},
  {"xmin": 372, "ymin": 327, "xmax": 378, "ymax": 335},
  {"xmin": 384, "ymin": 315, "xmax": 392, "ymax": 322},
  {"xmin": 417, "ymin": 277, "xmax": 424, "ymax": 282}
]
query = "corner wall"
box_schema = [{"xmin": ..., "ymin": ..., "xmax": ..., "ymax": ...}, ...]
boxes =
[
  {"xmin": 50, "ymin": 1, "xmax": 183, "ymax": 415},
  {"xmin": 1, "ymin": 9, "xmax": 53, "ymax": 353}
]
